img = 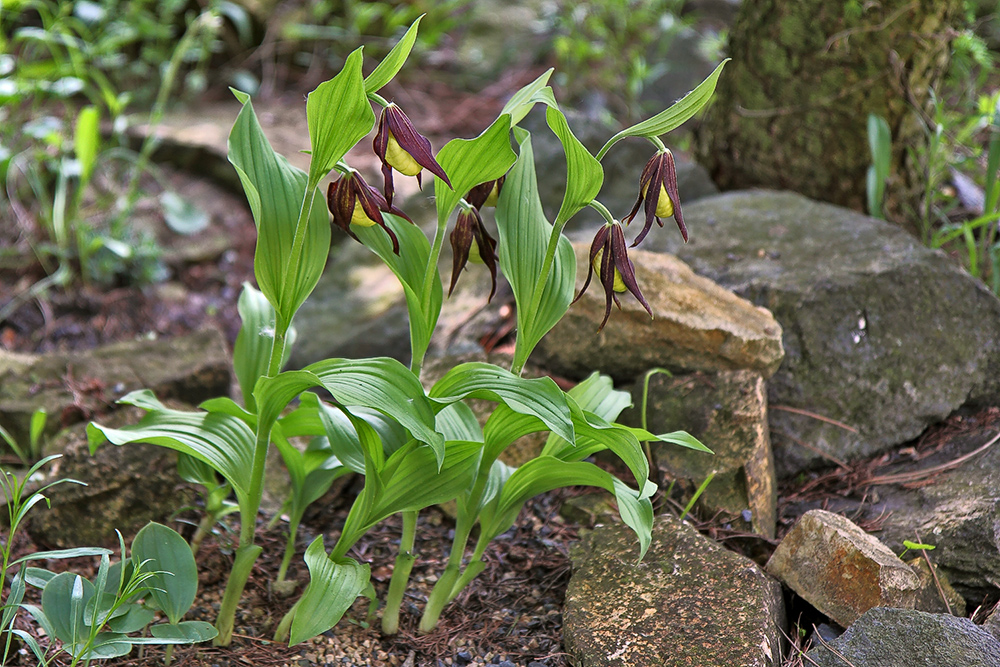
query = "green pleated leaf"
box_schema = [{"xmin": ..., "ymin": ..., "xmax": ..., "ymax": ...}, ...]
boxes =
[
  {"xmin": 624, "ymin": 427, "xmax": 713, "ymax": 453},
  {"xmin": 500, "ymin": 69, "xmax": 555, "ymax": 126},
  {"xmin": 353, "ymin": 214, "xmax": 440, "ymax": 368},
  {"xmin": 540, "ymin": 372, "xmax": 636, "ymax": 459},
  {"xmin": 131, "ymin": 522, "xmax": 198, "ymax": 625},
  {"xmin": 482, "ymin": 405, "xmax": 547, "ymax": 463},
  {"xmin": 290, "ymin": 539, "xmax": 370, "ymax": 645},
  {"xmin": 253, "ymin": 369, "xmax": 324, "ymax": 437},
  {"xmin": 551, "ymin": 404, "xmax": 649, "ymax": 492},
  {"xmin": 435, "ymin": 401, "xmax": 483, "ymax": 443},
  {"xmin": 88, "ymin": 391, "xmax": 255, "ymax": 519},
  {"xmin": 74, "ymin": 633, "xmax": 132, "ymax": 660},
  {"xmin": 495, "ymin": 129, "xmax": 576, "ymax": 372},
  {"xmin": 228, "ymin": 93, "xmax": 331, "ymax": 323},
  {"xmin": 305, "ymin": 357, "xmax": 444, "ymax": 463},
  {"xmin": 478, "ymin": 456, "xmax": 652, "ymax": 559},
  {"xmin": 430, "ymin": 362, "xmax": 573, "ymax": 443},
  {"xmin": 596, "ymin": 59, "xmax": 729, "ymax": 160},
  {"xmin": 434, "ymin": 115, "xmax": 516, "ymax": 228},
  {"xmin": 546, "ymin": 106, "xmax": 603, "ymax": 226},
  {"xmin": 369, "ymin": 440, "xmax": 480, "ymax": 523},
  {"xmin": 307, "ymin": 48, "xmax": 375, "ymax": 184},
  {"xmin": 148, "ymin": 620, "xmax": 218, "ymax": 643},
  {"xmin": 233, "ymin": 283, "xmax": 295, "ymax": 411},
  {"xmin": 364, "ymin": 16, "xmax": 421, "ymax": 94}
]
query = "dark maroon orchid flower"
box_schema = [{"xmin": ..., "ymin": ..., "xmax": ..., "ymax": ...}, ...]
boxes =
[
  {"xmin": 623, "ymin": 148, "xmax": 686, "ymax": 246},
  {"xmin": 572, "ymin": 220, "xmax": 652, "ymax": 332},
  {"xmin": 464, "ymin": 174, "xmax": 506, "ymax": 209},
  {"xmin": 327, "ymin": 170, "xmax": 412, "ymax": 254},
  {"xmin": 449, "ymin": 207, "xmax": 498, "ymax": 301},
  {"xmin": 373, "ymin": 103, "xmax": 452, "ymax": 208}
]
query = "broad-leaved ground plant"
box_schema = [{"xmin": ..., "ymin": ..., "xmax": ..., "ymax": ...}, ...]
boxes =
[{"xmin": 89, "ymin": 18, "xmax": 727, "ymax": 646}]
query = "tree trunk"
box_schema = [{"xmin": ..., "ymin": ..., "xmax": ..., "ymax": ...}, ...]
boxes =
[{"xmin": 694, "ymin": 0, "xmax": 965, "ymax": 228}]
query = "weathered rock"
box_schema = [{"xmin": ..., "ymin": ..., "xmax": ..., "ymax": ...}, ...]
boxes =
[
  {"xmin": 0, "ymin": 328, "xmax": 231, "ymax": 449},
  {"xmin": 622, "ymin": 369, "xmax": 776, "ymax": 538},
  {"xmin": 985, "ymin": 605, "xmax": 1000, "ymax": 642},
  {"xmin": 564, "ymin": 514, "xmax": 785, "ymax": 667},
  {"xmin": 27, "ymin": 411, "xmax": 195, "ymax": 547},
  {"xmin": 766, "ymin": 509, "xmax": 919, "ymax": 627},
  {"xmin": 537, "ymin": 245, "xmax": 784, "ymax": 383},
  {"xmin": 639, "ymin": 190, "xmax": 1000, "ymax": 477},
  {"xmin": 907, "ymin": 557, "xmax": 966, "ymax": 617},
  {"xmin": 805, "ymin": 607, "xmax": 1000, "ymax": 667},
  {"xmin": 784, "ymin": 419, "xmax": 1000, "ymax": 598}
]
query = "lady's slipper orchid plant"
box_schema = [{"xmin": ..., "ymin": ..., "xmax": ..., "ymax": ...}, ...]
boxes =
[
  {"xmin": 575, "ymin": 219, "xmax": 651, "ymax": 331},
  {"xmin": 624, "ymin": 146, "xmax": 686, "ymax": 244},
  {"xmin": 88, "ymin": 16, "xmax": 728, "ymax": 650}
]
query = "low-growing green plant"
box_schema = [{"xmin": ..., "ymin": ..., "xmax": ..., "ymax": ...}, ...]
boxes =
[
  {"xmin": 0, "ymin": 408, "xmax": 47, "ymax": 465},
  {"xmin": 19, "ymin": 522, "xmax": 214, "ymax": 665},
  {"xmin": 89, "ymin": 18, "xmax": 725, "ymax": 646}
]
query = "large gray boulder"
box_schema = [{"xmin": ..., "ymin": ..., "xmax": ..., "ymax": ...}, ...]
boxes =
[
  {"xmin": 564, "ymin": 514, "xmax": 785, "ymax": 667},
  {"xmin": 639, "ymin": 190, "xmax": 1000, "ymax": 477},
  {"xmin": 805, "ymin": 607, "xmax": 1000, "ymax": 667}
]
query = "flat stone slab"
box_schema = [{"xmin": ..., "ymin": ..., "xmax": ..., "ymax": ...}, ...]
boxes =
[
  {"xmin": 766, "ymin": 509, "xmax": 919, "ymax": 627},
  {"xmin": 537, "ymin": 245, "xmax": 784, "ymax": 383},
  {"xmin": 564, "ymin": 514, "xmax": 785, "ymax": 667},
  {"xmin": 0, "ymin": 328, "xmax": 231, "ymax": 448},
  {"xmin": 640, "ymin": 189, "xmax": 1000, "ymax": 476},
  {"xmin": 805, "ymin": 607, "xmax": 1000, "ymax": 667}
]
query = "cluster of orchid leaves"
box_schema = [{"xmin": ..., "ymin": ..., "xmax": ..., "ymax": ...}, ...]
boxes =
[{"xmin": 87, "ymin": 17, "xmax": 726, "ymax": 647}]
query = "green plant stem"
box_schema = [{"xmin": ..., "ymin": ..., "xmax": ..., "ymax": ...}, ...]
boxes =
[
  {"xmin": 413, "ymin": 215, "xmax": 449, "ymax": 375},
  {"xmin": 276, "ymin": 516, "xmax": 301, "ymax": 583},
  {"xmin": 512, "ymin": 217, "xmax": 567, "ymax": 376},
  {"xmin": 418, "ymin": 564, "xmax": 460, "ymax": 634},
  {"xmin": 273, "ymin": 598, "xmax": 299, "ymax": 643},
  {"xmin": 639, "ymin": 367, "xmax": 670, "ymax": 505},
  {"xmin": 381, "ymin": 510, "xmax": 418, "ymax": 634},
  {"xmin": 679, "ymin": 473, "xmax": 715, "ymax": 523},
  {"xmin": 188, "ymin": 512, "xmax": 216, "ymax": 557},
  {"xmin": 163, "ymin": 644, "xmax": 174, "ymax": 666},
  {"xmin": 648, "ymin": 135, "xmax": 666, "ymax": 152},
  {"xmin": 213, "ymin": 544, "xmax": 263, "ymax": 646}
]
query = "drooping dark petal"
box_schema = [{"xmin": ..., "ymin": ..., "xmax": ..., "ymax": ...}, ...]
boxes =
[
  {"xmin": 573, "ymin": 224, "xmax": 610, "ymax": 306},
  {"xmin": 659, "ymin": 149, "xmax": 687, "ymax": 242},
  {"xmin": 327, "ymin": 178, "xmax": 359, "ymax": 241},
  {"xmin": 466, "ymin": 175, "xmax": 506, "ymax": 209},
  {"xmin": 610, "ymin": 222, "xmax": 652, "ymax": 319},
  {"xmin": 327, "ymin": 172, "xmax": 401, "ymax": 254},
  {"xmin": 597, "ymin": 226, "xmax": 617, "ymax": 331},
  {"xmin": 623, "ymin": 155, "xmax": 659, "ymax": 227},
  {"xmin": 472, "ymin": 212, "xmax": 499, "ymax": 301},
  {"xmin": 383, "ymin": 104, "xmax": 452, "ymax": 187},
  {"xmin": 635, "ymin": 156, "xmax": 666, "ymax": 247},
  {"xmin": 449, "ymin": 211, "xmax": 475, "ymax": 296}
]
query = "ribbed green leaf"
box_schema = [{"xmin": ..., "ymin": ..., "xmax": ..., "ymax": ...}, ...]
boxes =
[
  {"xmin": 233, "ymin": 283, "xmax": 295, "ymax": 411},
  {"xmin": 596, "ymin": 59, "xmax": 729, "ymax": 160},
  {"xmin": 434, "ymin": 115, "xmax": 516, "ymax": 228},
  {"xmin": 307, "ymin": 48, "xmax": 375, "ymax": 184},
  {"xmin": 88, "ymin": 392, "xmax": 255, "ymax": 520},
  {"xmin": 482, "ymin": 404, "xmax": 546, "ymax": 463},
  {"xmin": 495, "ymin": 130, "xmax": 576, "ymax": 371},
  {"xmin": 435, "ymin": 401, "xmax": 483, "ymax": 443},
  {"xmin": 552, "ymin": 404, "xmax": 649, "ymax": 492},
  {"xmin": 148, "ymin": 620, "xmax": 218, "ymax": 643},
  {"xmin": 228, "ymin": 93, "xmax": 331, "ymax": 323},
  {"xmin": 430, "ymin": 362, "xmax": 573, "ymax": 443},
  {"xmin": 547, "ymin": 107, "xmax": 603, "ymax": 226},
  {"xmin": 354, "ymin": 214, "xmax": 441, "ymax": 368},
  {"xmin": 131, "ymin": 523, "xmax": 198, "ymax": 625},
  {"xmin": 500, "ymin": 69, "xmax": 554, "ymax": 126},
  {"xmin": 364, "ymin": 16, "xmax": 421, "ymax": 94},
  {"xmin": 12, "ymin": 547, "xmax": 111, "ymax": 568},
  {"xmin": 104, "ymin": 604, "xmax": 155, "ymax": 634},
  {"xmin": 370, "ymin": 440, "xmax": 480, "ymax": 522},
  {"xmin": 478, "ymin": 456, "xmax": 652, "ymax": 558},
  {"xmin": 290, "ymin": 539, "xmax": 370, "ymax": 644},
  {"xmin": 625, "ymin": 427, "xmax": 713, "ymax": 453},
  {"xmin": 305, "ymin": 358, "xmax": 444, "ymax": 462}
]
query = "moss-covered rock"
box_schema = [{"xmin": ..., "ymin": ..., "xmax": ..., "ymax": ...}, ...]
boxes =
[{"xmin": 641, "ymin": 190, "xmax": 1000, "ymax": 476}]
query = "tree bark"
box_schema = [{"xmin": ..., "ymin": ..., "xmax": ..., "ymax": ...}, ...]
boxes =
[{"xmin": 694, "ymin": 0, "xmax": 965, "ymax": 228}]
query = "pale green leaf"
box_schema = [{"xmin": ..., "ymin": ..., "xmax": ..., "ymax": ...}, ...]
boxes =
[
  {"xmin": 546, "ymin": 106, "xmax": 603, "ymax": 226},
  {"xmin": 41, "ymin": 572, "xmax": 93, "ymax": 646},
  {"xmin": 596, "ymin": 59, "xmax": 730, "ymax": 160},
  {"xmin": 625, "ymin": 427, "xmax": 713, "ymax": 453},
  {"xmin": 228, "ymin": 94, "xmax": 331, "ymax": 323},
  {"xmin": 290, "ymin": 539, "xmax": 370, "ymax": 644},
  {"xmin": 429, "ymin": 362, "xmax": 573, "ymax": 443},
  {"xmin": 105, "ymin": 604, "xmax": 156, "ymax": 633},
  {"xmin": 131, "ymin": 522, "xmax": 198, "ymax": 625},
  {"xmin": 434, "ymin": 115, "xmax": 516, "ymax": 228},
  {"xmin": 307, "ymin": 48, "xmax": 375, "ymax": 184},
  {"xmin": 353, "ymin": 214, "xmax": 440, "ymax": 368},
  {"xmin": 148, "ymin": 620, "xmax": 218, "ymax": 643},
  {"xmin": 233, "ymin": 283, "xmax": 296, "ymax": 410},
  {"xmin": 500, "ymin": 69, "xmax": 554, "ymax": 126},
  {"xmin": 364, "ymin": 16, "xmax": 422, "ymax": 94},
  {"xmin": 495, "ymin": 129, "xmax": 576, "ymax": 371},
  {"xmin": 73, "ymin": 105, "xmax": 99, "ymax": 184},
  {"xmin": 160, "ymin": 191, "xmax": 210, "ymax": 235},
  {"xmin": 435, "ymin": 401, "xmax": 483, "ymax": 443}
]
